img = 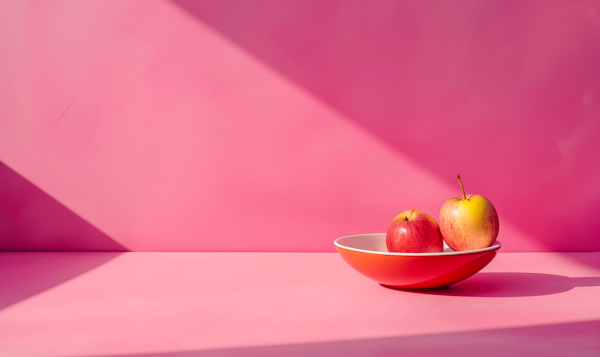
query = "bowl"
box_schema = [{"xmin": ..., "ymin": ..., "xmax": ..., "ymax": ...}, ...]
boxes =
[{"xmin": 334, "ymin": 233, "xmax": 501, "ymax": 290}]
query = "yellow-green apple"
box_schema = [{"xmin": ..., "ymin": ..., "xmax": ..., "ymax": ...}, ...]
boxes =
[
  {"xmin": 386, "ymin": 210, "xmax": 444, "ymax": 253},
  {"xmin": 439, "ymin": 175, "xmax": 499, "ymax": 251}
]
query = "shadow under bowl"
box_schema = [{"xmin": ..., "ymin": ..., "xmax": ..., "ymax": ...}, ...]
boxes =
[{"xmin": 334, "ymin": 233, "xmax": 501, "ymax": 290}]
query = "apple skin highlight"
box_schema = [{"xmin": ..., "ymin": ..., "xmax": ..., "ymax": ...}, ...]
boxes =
[
  {"xmin": 386, "ymin": 210, "xmax": 444, "ymax": 253},
  {"xmin": 439, "ymin": 194, "xmax": 499, "ymax": 251}
]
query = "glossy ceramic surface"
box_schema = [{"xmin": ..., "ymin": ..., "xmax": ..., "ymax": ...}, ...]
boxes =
[{"xmin": 335, "ymin": 233, "xmax": 501, "ymax": 290}]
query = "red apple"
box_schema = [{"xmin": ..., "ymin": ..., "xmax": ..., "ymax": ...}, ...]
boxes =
[
  {"xmin": 386, "ymin": 210, "xmax": 444, "ymax": 253},
  {"xmin": 439, "ymin": 175, "xmax": 499, "ymax": 251}
]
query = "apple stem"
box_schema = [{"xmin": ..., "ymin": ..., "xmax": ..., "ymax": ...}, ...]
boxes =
[{"xmin": 457, "ymin": 175, "xmax": 467, "ymax": 200}]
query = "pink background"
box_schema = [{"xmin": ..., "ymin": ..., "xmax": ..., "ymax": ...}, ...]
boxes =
[{"xmin": 1, "ymin": 0, "xmax": 599, "ymax": 252}]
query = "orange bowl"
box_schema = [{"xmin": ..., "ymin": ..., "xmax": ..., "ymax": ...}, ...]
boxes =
[{"xmin": 334, "ymin": 233, "xmax": 501, "ymax": 290}]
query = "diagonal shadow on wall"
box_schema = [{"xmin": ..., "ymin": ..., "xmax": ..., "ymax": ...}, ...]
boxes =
[
  {"xmin": 0, "ymin": 161, "xmax": 128, "ymax": 251},
  {"xmin": 169, "ymin": 0, "xmax": 600, "ymax": 252},
  {"xmin": 89, "ymin": 319, "xmax": 600, "ymax": 357}
]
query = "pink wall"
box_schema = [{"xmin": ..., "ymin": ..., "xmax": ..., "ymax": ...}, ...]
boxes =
[{"xmin": 0, "ymin": 0, "xmax": 599, "ymax": 252}]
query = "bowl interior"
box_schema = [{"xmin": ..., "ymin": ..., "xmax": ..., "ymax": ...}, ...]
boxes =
[{"xmin": 335, "ymin": 233, "xmax": 500, "ymax": 256}]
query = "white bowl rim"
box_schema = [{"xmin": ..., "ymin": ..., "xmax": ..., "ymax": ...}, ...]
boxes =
[{"xmin": 334, "ymin": 233, "xmax": 501, "ymax": 256}]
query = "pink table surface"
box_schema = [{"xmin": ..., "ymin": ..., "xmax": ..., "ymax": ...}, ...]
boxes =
[{"xmin": 0, "ymin": 252, "xmax": 598, "ymax": 357}]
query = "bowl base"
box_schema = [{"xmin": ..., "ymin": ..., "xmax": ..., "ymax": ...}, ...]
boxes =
[{"xmin": 380, "ymin": 283, "xmax": 450, "ymax": 291}]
